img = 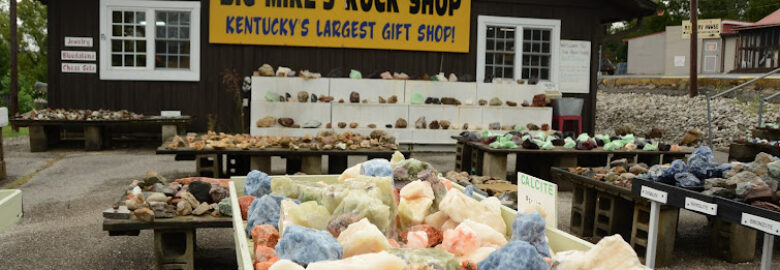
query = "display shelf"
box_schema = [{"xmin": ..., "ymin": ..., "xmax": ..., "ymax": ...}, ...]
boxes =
[
  {"xmin": 408, "ymin": 104, "xmax": 483, "ymax": 130},
  {"xmin": 476, "ymin": 82, "xmax": 547, "ymax": 106},
  {"xmin": 251, "ymin": 77, "xmax": 330, "ymax": 103},
  {"xmin": 331, "ymin": 103, "xmax": 409, "ymax": 129},
  {"xmin": 329, "ymin": 78, "xmax": 405, "ymax": 104},
  {"xmin": 481, "ymin": 106, "xmax": 552, "ymax": 128},
  {"xmin": 412, "ymin": 129, "xmax": 467, "ymax": 144},
  {"xmin": 404, "ymin": 80, "xmax": 477, "ymax": 105},
  {"xmin": 331, "ymin": 127, "xmax": 413, "ymax": 143},
  {"xmin": 249, "ymin": 102, "xmax": 332, "ymax": 136},
  {"xmin": 251, "ymin": 127, "xmax": 333, "ymax": 137}
]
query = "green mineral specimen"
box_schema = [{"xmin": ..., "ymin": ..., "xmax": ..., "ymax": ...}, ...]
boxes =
[
  {"xmin": 489, "ymin": 134, "xmax": 517, "ymax": 149},
  {"xmin": 563, "ymin": 137, "xmax": 576, "ymax": 149},
  {"xmin": 576, "ymin": 133, "xmax": 590, "ymax": 142},
  {"xmin": 541, "ymin": 141, "xmax": 554, "ymax": 150},
  {"xmin": 603, "ymin": 142, "xmax": 618, "ymax": 151},
  {"xmin": 620, "ymin": 134, "xmax": 635, "ymax": 145},
  {"xmin": 332, "ymin": 191, "xmax": 391, "ymax": 234},
  {"xmin": 265, "ymin": 92, "xmax": 280, "ymax": 102},
  {"xmin": 141, "ymin": 175, "xmax": 167, "ymax": 188},
  {"xmin": 411, "ymin": 93, "xmax": 424, "ymax": 104},
  {"xmin": 218, "ymin": 198, "xmax": 232, "ymax": 217},
  {"xmin": 643, "ymin": 143, "xmax": 659, "ymax": 151},
  {"xmin": 271, "ymin": 176, "xmax": 300, "ymax": 198},
  {"xmin": 387, "ymin": 248, "xmax": 460, "ymax": 270},
  {"xmin": 349, "ymin": 69, "xmax": 362, "ymax": 79},
  {"xmin": 513, "ymin": 124, "xmax": 526, "ymax": 132},
  {"xmin": 288, "ymin": 201, "xmax": 331, "ymax": 230},
  {"xmin": 595, "ymin": 134, "xmax": 611, "ymax": 144}
]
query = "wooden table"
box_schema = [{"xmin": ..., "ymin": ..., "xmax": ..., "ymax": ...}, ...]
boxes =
[
  {"xmin": 12, "ymin": 116, "xmax": 191, "ymax": 152},
  {"xmin": 752, "ymin": 127, "xmax": 780, "ymax": 141},
  {"xmin": 157, "ymin": 146, "xmax": 411, "ymax": 177},
  {"xmin": 455, "ymin": 138, "xmax": 690, "ymax": 186},
  {"xmin": 728, "ymin": 141, "xmax": 779, "ymax": 162}
]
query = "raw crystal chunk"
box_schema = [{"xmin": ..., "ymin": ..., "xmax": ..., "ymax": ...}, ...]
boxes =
[
  {"xmin": 459, "ymin": 219, "xmax": 507, "ymax": 247},
  {"xmin": 510, "ymin": 212, "xmax": 550, "ymax": 257},
  {"xmin": 441, "ymin": 224, "xmax": 480, "ymax": 256},
  {"xmin": 386, "ymin": 248, "xmax": 459, "ymax": 270},
  {"xmin": 405, "ymin": 231, "xmax": 429, "ymax": 248},
  {"xmin": 336, "ymin": 218, "xmax": 391, "ymax": 257},
  {"xmin": 477, "ymin": 241, "xmax": 548, "ymax": 270},
  {"xmin": 551, "ymin": 235, "xmax": 644, "ymax": 270},
  {"xmin": 306, "ymin": 251, "xmax": 406, "ymax": 270},
  {"xmin": 423, "ymin": 211, "xmax": 450, "ymax": 230},
  {"xmin": 218, "ymin": 197, "xmax": 233, "ymax": 217},
  {"xmin": 246, "ymin": 170, "xmax": 273, "ymax": 198},
  {"xmin": 339, "ymin": 163, "xmax": 362, "ymax": 182},
  {"xmin": 239, "ymin": 195, "xmax": 257, "ymax": 220},
  {"xmin": 460, "ymin": 246, "xmax": 497, "ymax": 265},
  {"xmin": 398, "ymin": 197, "xmax": 433, "ymax": 229},
  {"xmin": 400, "ymin": 180, "xmax": 435, "ymax": 200},
  {"xmin": 246, "ymin": 194, "xmax": 298, "ymax": 235},
  {"xmin": 287, "ymin": 201, "xmax": 331, "ymax": 231},
  {"xmin": 327, "ymin": 213, "xmax": 363, "ymax": 238},
  {"xmin": 269, "ymin": 260, "xmax": 304, "ymax": 270},
  {"xmin": 279, "ymin": 200, "xmax": 299, "ymax": 235},
  {"xmin": 332, "ymin": 192, "xmax": 391, "ymax": 234},
  {"xmin": 275, "ymin": 225, "xmax": 342, "ymax": 266},
  {"xmin": 439, "ymin": 191, "xmax": 506, "ymax": 235},
  {"xmin": 256, "ymin": 245, "xmax": 278, "ymax": 263},
  {"xmin": 360, "ymin": 159, "xmax": 393, "ymax": 177},
  {"xmin": 401, "ymin": 224, "xmax": 443, "ymax": 248},
  {"xmin": 252, "ymin": 224, "xmax": 280, "ymax": 248}
]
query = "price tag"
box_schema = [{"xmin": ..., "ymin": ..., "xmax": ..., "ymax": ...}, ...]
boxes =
[
  {"xmin": 640, "ymin": 186, "xmax": 667, "ymax": 204},
  {"xmin": 161, "ymin": 111, "xmax": 181, "ymax": 117},
  {"xmin": 742, "ymin": 213, "xmax": 780, "ymax": 236},
  {"xmin": 684, "ymin": 197, "xmax": 717, "ymax": 215}
]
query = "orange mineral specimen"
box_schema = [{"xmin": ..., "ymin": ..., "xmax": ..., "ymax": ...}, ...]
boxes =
[
  {"xmin": 401, "ymin": 224, "xmax": 443, "ymax": 247},
  {"xmin": 255, "ymin": 246, "xmax": 277, "ymax": 262},
  {"xmin": 239, "ymin": 195, "xmax": 257, "ymax": 220},
  {"xmin": 252, "ymin": 224, "xmax": 280, "ymax": 248},
  {"xmin": 254, "ymin": 257, "xmax": 279, "ymax": 270}
]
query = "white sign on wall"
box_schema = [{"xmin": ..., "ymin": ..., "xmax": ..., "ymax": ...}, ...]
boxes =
[
  {"xmin": 559, "ymin": 40, "xmax": 591, "ymax": 94},
  {"xmin": 62, "ymin": 63, "xmax": 97, "ymax": 73},
  {"xmin": 64, "ymin": 37, "xmax": 93, "ymax": 47},
  {"xmin": 61, "ymin": 51, "xmax": 96, "ymax": 61},
  {"xmin": 517, "ymin": 172, "xmax": 558, "ymax": 228},
  {"xmin": 674, "ymin": 56, "xmax": 686, "ymax": 67},
  {"xmin": 0, "ymin": 107, "xmax": 8, "ymax": 127}
]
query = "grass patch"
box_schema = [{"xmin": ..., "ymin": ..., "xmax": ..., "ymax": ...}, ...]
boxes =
[{"xmin": 2, "ymin": 126, "xmax": 29, "ymax": 138}]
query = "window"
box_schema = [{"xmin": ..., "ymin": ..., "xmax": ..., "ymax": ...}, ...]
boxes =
[
  {"xmin": 477, "ymin": 16, "xmax": 560, "ymax": 83},
  {"xmin": 100, "ymin": 0, "xmax": 200, "ymax": 81}
]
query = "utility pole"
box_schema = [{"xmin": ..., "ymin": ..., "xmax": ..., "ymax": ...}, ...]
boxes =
[
  {"xmin": 10, "ymin": 0, "xmax": 19, "ymax": 115},
  {"xmin": 689, "ymin": 0, "xmax": 698, "ymax": 97}
]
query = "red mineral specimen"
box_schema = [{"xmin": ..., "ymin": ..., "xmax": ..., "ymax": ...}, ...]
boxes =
[
  {"xmin": 239, "ymin": 195, "xmax": 257, "ymax": 220},
  {"xmin": 251, "ymin": 225, "xmax": 280, "ymax": 248}
]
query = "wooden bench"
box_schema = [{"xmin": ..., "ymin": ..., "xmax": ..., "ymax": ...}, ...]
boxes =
[{"xmin": 11, "ymin": 116, "xmax": 191, "ymax": 152}]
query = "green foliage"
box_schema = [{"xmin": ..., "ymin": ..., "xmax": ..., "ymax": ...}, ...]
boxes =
[
  {"xmin": 0, "ymin": 0, "xmax": 47, "ymax": 113},
  {"xmin": 604, "ymin": 0, "xmax": 780, "ymax": 64}
]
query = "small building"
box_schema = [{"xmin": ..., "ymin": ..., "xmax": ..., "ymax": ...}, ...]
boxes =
[
  {"xmin": 625, "ymin": 19, "xmax": 752, "ymax": 75},
  {"xmin": 732, "ymin": 8, "xmax": 780, "ymax": 72},
  {"xmin": 41, "ymin": 0, "xmax": 656, "ymax": 134}
]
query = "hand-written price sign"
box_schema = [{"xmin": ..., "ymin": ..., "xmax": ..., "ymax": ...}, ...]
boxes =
[
  {"xmin": 517, "ymin": 172, "xmax": 558, "ymax": 228},
  {"xmin": 210, "ymin": 0, "xmax": 471, "ymax": 52}
]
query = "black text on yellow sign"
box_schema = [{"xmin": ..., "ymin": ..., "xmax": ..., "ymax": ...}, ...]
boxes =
[{"xmin": 210, "ymin": 0, "xmax": 471, "ymax": 52}]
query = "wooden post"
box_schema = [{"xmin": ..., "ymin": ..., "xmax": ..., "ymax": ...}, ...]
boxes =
[
  {"xmin": 10, "ymin": 0, "xmax": 19, "ymax": 116},
  {"xmin": 689, "ymin": 0, "xmax": 698, "ymax": 97},
  {"xmin": 0, "ymin": 132, "xmax": 6, "ymax": 180}
]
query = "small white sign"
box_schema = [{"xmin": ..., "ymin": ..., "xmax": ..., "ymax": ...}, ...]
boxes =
[
  {"xmin": 161, "ymin": 111, "xmax": 181, "ymax": 117},
  {"xmin": 742, "ymin": 213, "xmax": 780, "ymax": 236},
  {"xmin": 559, "ymin": 40, "xmax": 591, "ymax": 94},
  {"xmin": 61, "ymin": 51, "xmax": 96, "ymax": 61},
  {"xmin": 64, "ymin": 37, "xmax": 93, "ymax": 47},
  {"xmin": 640, "ymin": 186, "xmax": 668, "ymax": 204},
  {"xmin": 517, "ymin": 172, "xmax": 558, "ymax": 228},
  {"xmin": 674, "ymin": 56, "xmax": 686, "ymax": 67},
  {"xmin": 0, "ymin": 107, "xmax": 8, "ymax": 127},
  {"xmin": 61, "ymin": 63, "xmax": 97, "ymax": 73},
  {"xmin": 684, "ymin": 197, "xmax": 717, "ymax": 215}
]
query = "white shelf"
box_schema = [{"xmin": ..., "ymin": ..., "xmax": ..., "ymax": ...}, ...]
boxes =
[
  {"xmin": 329, "ymin": 78, "xmax": 405, "ymax": 104},
  {"xmin": 332, "ymin": 103, "xmax": 408, "ymax": 129},
  {"xmin": 250, "ymin": 103, "xmax": 331, "ymax": 136},
  {"xmin": 476, "ymin": 83, "xmax": 547, "ymax": 105},
  {"xmin": 411, "ymin": 129, "xmax": 467, "ymax": 144},
  {"xmin": 481, "ymin": 107, "xmax": 552, "ymax": 128},
  {"xmin": 251, "ymin": 77, "xmax": 330, "ymax": 103},
  {"xmin": 408, "ymin": 104, "xmax": 483, "ymax": 130},
  {"xmin": 404, "ymin": 81, "xmax": 477, "ymax": 105}
]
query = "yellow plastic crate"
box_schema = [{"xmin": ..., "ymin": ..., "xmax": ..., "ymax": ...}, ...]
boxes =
[
  {"xmin": 0, "ymin": 189, "xmax": 23, "ymax": 234},
  {"xmin": 229, "ymin": 175, "xmax": 593, "ymax": 270}
]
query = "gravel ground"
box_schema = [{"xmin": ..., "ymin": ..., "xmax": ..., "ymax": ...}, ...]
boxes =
[{"xmin": 0, "ymin": 138, "xmax": 778, "ymax": 269}]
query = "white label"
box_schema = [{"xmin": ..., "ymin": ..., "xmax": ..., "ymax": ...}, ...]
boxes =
[
  {"xmin": 61, "ymin": 51, "xmax": 96, "ymax": 61},
  {"xmin": 684, "ymin": 197, "xmax": 717, "ymax": 215},
  {"xmin": 64, "ymin": 37, "xmax": 93, "ymax": 47},
  {"xmin": 61, "ymin": 63, "xmax": 97, "ymax": 73},
  {"xmin": 559, "ymin": 40, "xmax": 591, "ymax": 94},
  {"xmin": 0, "ymin": 107, "xmax": 8, "ymax": 127},
  {"xmin": 674, "ymin": 56, "xmax": 686, "ymax": 67},
  {"xmin": 517, "ymin": 172, "xmax": 558, "ymax": 228},
  {"xmin": 161, "ymin": 111, "xmax": 181, "ymax": 117},
  {"xmin": 640, "ymin": 186, "xmax": 668, "ymax": 204},
  {"xmin": 742, "ymin": 213, "xmax": 780, "ymax": 236}
]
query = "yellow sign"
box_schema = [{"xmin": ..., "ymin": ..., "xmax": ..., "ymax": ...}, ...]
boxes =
[
  {"xmin": 682, "ymin": 19, "xmax": 721, "ymax": 39},
  {"xmin": 209, "ymin": 0, "xmax": 471, "ymax": 52}
]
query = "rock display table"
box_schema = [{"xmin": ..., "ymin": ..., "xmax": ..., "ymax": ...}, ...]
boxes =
[
  {"xmin": 157, "ymin": 145, "xmax": 411, "ymax": 177},
  {"xmin": 752, "ymin": 127, "xmax": 780, "ymax": 141},
  {"xmin": 0, "ymin": 189, "xmax": 22, "ymax": 234},
  {"xmin": 454, "ymin": 137, "xmax": 691, "ymax": 186},
  {"xmin": 630, "ymin": 177, "xmax": 780, "ymax": 268},
  {"xmin": 550, "ymin": 167, "xmax": 678, "ymax": 267},
  {"xmin": 12, "ymin": 116, "xmax": 191, "ymax": 152},
  {"xmin": 728, "ymin": 141, "xmax": 780, "ymax": 162}
]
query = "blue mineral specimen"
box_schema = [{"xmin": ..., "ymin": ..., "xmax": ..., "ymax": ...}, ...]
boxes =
[
  {"xmin": 245, "ymin": 170, "xmax": 272, "ymax": 198},
  {"xmin": 276, "ymin": 225, "xmax": 343, "ymax": 266},
  {"xmin": 360, "ymin": 159, "xmax": 393, "ymax": 177},
  {"xmin": 674, "ymin": 172, "xmax": 703, "ymax": 189},
  {"xmin": 510, "ymin": 212, "xmax": 551, "ymax": 257},
  {"xmin": 463, "ymin": 185, "xmax": 476, "ymax": 197},
  {"xmin": 245, "ymin": 194, "xmax": 298, "ymax": 235},
  {"xmin": 477, "ymin": 241, "xmax": 549, "ymax": 270},
  {"xmin": 688, "ymin": 146, "xmax": 719, "ymax": 179},
  {"xmin": 660, "ymin": 160, "xmax": 688, "ymax": 184}
]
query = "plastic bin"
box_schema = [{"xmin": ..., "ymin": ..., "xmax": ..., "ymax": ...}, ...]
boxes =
[
  {"xmin": 553, "ymin": 97, "xmax": 584, "ymax": 116},
  {"xmin": 229, "ymin": 175, "xmax": 594, "ymax": 270},
  {"xmin": 0, "ymin": 189, "xmax": 23, "ymax": 234}
]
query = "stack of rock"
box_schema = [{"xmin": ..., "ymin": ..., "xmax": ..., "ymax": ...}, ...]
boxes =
[
  {"xmin": 18, "ymin": 108, "xmax": 146, "ymax": 121},
  {"xmin": 166, "ymin": 130, "xmax": 398, "ymax": 151},
  {"xmin": 568, "ymin": 159, "xmax": 648, "ymax": 189}
]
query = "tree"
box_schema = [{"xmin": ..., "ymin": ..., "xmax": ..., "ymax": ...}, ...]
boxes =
[{"xmin": 0, "ymin": 0, "xmax": 47, "ymax": 113}]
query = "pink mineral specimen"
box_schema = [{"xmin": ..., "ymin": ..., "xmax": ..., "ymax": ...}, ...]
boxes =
[
  {"xmin": 255, "ymin": 246, "xmax": 277, "ymax": 262},
  {"xmin": 239, "ymin": 195, "xmax": 257, "ymax": 220},
  {"xmin": 254, "ymin": 257, "xmax": 279, "ymax": 270},
  {"xmin": 442, "ymin": 226, "xmax": 480, "ymax": 256},
  {"xmin": 405, "ymin": 231, "xmax": 429, "ymax": 249},
  {"xmin": 401, "ymin": 224, "xmax": 443, "ymax": 247},
  {"xmin": 251, "ymin": 224, "xmax": 280, "ymax": 248}
]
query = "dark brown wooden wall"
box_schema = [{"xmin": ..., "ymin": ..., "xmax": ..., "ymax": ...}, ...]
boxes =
[{"xmin": 48, "ymin": 0, "xmax": 610, "ymax": 133}]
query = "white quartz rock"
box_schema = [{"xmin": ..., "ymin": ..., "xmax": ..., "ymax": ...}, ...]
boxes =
[
  {"xmin": 439, "ymin": 191, "xmax": 506, "ymax": 235},
  {"xmin": 306, "ymin": 251, "xmax": 406, "ymax": 270},
  {"xmin": 337, "ymin": 218, "xmax": 390, "ymax": 258},
  {"xmin": 269, "ymin": 259, "xmax": 305, "ymax": 270}
]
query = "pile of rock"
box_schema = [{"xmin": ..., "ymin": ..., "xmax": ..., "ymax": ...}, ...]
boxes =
[
  {"xmin": 18, "ymin": 108, "xmax": 146, "ymax": 121},
  {"xmin": 166, "ymin": 130, "xmax": 398, "ymax": 151},
  {"xmin": 596, "ymin": 92, "xmax": 780, "ymax": 150},
  {"xmin": 568, "ymin": 159, "xmax": 650, "ymax": 189}
]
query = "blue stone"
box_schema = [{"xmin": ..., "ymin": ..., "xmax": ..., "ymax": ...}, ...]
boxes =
[
  {"xmin": 660, "ymin": 160, "xmax": 688, "ymax": 184},
  {"xmin": 510, "ymin": 212, "xmax": 550, "ymax": 257},
  {"xmin": 276, "ymin": 225, "xmax": 342, "ymax": 266},
  {"xmin": 360, "ymin": 159, "xmax": 393, "ymax": 177},
  {"xmin": 477, "ymin": 241, "xmax": 549, "ymax": 270},
  {"xmin": 245, "ymin": 194, "xmax": 298, "ymax": 235},
  {"xmin": 245, "ymin": 170, "xmax": 272, "ymax": 198},
  {"xmin": 674, "ymin": 172, "xmax": 702, "ymax": 188},
  {"xmin": 463, "ymin": 185, "xmax": 476, "ymax": 197},
  {"xmin": 688, "ymin": 146, "xmax": 719, "ymax": 179}
]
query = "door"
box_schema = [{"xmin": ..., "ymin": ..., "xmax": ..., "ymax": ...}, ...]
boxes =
[{"xmin": 702, "ymin": 39, "xmax": 720, "ymax": 73}]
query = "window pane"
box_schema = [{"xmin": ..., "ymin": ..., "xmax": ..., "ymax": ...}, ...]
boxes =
[
  {"xmin": 542, "ymin": 43, "xmax": 550, "ymax": 53},
  {"xmin": 156, "ymin": 55, "xmax": 165, "ymax": 68},
  {"xmin": 111, "ymin": 40, "xmax": 122, "ymax": 52},
  {"xmin": 168, "ymin": 42, "xmax": 179, "ymax": 54},
  {"xmin": 135, "ymin": 26, "xmax": 145, "ymax": 37},
  {"xmin": 168, "ymin": 27, "xmax": 178, "ymax": 39},
  {"xmin": 136, "ymin": 12, "xmax": 146, "ymax": 24},
  {"xmin": 496, "ymin": 41, "xmax": 504, "ymax": 51},
  {"xmin": 180, "ymin": 27, "xmax": 189, "ymax": 39},
  {"xmin": 124, "ymin": 11, "xmax": 134, "ymax": 23},
  {"xmin": 181, "ymin": 42, "xmax": 190, "ymax": 54},
  {"xmin": 167, "ymin": 56, "xmax": 178, "ymax": 67},
  {"xmin": 540, "ymin": 68, "xmax": 549, "ymax": 80},
  {"xmin": 157, "ymin": 26, "xmax": 166, "ymax": 38},
  {"xmin": 156, "ymin": 41, "xmax": 166, "ymax": 54},
  {"xmin": 112, "ymin": 25, "xmax": 122, "ymax": 37},
  {"xmin": 487, "ymin": 27, "xmax": 495, "ymax": 38},
  {"xmin": 487, "ymin": 40, "xmax": 494, "ymax": 50},
  {"xmin": 124, "ymin": 40, "xmax": 134, "ymax": 52},
  {"xmin": 125, "ymin": 55, "xmax": 134, "ymax": 66},
  {"xmin": 112, "ymin": 11, "xmax": 122, "ymax": 23},
  {"xmin": 180, "ymin": 56, "xmax": 190, "ymax": 68},
  {"xmin": 156, "ymin": 12, "xmax": 167, "ymax": 26},
  {"xmin": 170, "ymin": 12, "xmax": 179, "ymax": 25},
  {"xmin": 182, "ymin": 13, "xmax": 190, "ymax": 24},
  {"xmin": 124, "ymin": 25, "xmax": 134, "ymax": 37},
  {"xmin": 137, "ymin": 41, "xmax": 146, "ymax": 53},
  {"xmin": 112, "ymin": 54, "xmax": 122, "ymax": 66}
]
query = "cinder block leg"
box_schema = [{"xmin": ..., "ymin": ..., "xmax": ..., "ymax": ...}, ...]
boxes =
[
  {"xmin": 154, "ymin": 229, "xmax": 195, "ymax": 270},
  {"xmin": 196, "ymin": 154, "xmax": 221, "ymax": 178},
  {"xmin": 28, "ymin": 126, "xmax": 48, "ymax": 152},
  {"xmin": 711, "ymin": 219, "xmax": 757, "ymax": 263},
  {"xmin": 482, "ymin": 152, "xmax": 507, "ymax": 179},
  {"xmin": 301, "ymin": 155, "xmax": 323, "ymax": 175},
  {"xmin": 162, "ymin": 125, "xmax": 178, "ymax": 144},
  {"xmin": 631, "ymin": 204, "xmax": 678, "ymax": 267},
  {"xmin": 569, "ymin": 184, "xmax": 596, "ymax": 237},
  {"xmin": 84, "ymin": 126, "xmax": 103, "ymax": 151},
  {"xmin": 250, "ymin": 156, "xmax": 272, "ymax": 173}
]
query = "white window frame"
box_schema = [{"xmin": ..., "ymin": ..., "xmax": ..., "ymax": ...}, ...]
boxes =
[
  {"xmin": 476, "ymin": 15, "xmax": 560, "ymax": 84},
  {"xmin": 99, "ymin": 0, "xmax": 200, "ymax": 81}
]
